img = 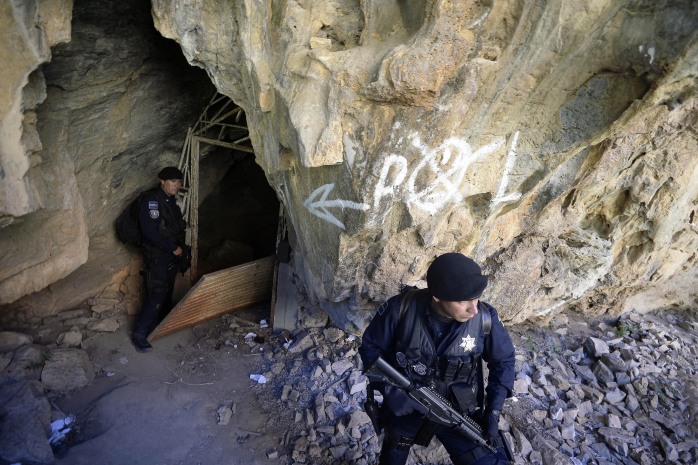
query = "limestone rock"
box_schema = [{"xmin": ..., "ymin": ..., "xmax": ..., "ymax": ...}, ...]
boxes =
[
  {"xmin": 0, "ymin": 0, "xmax": 214, "ymax": 312},
  {"xmin": 152, "ymin": 0, "xmax": 698, "ymax": 330},
  {"xmin": 288, "ymin": 331, "xmax": 316, "ymax": 354},
  {"xmin": 56, "ymin": 328, "xmax": 82, "ymax": 348},
  {"xmin": 0, "ymin": 353, "xmax": 11, "ymax": 372},
  {"xmin": 3, "ymin": 345, "xmax": 46, "ymax": 381},
  {"xmin": 40, "ymin": 348, "xmax": 95, "ymax": 391},
  {"xmin": 216, "ymin": 404, "xmax": 233, "ymax": 425},
  {"xmin": 0, "ymin": 379, "xmax": 53, "ymax": 465},
  {"xmin": 584, "ymin": 337, "xmax": 610, "ymax": 358},
  {"xmin": 0, "ymin": 0, "xmax": 697, "ymax": 338},
  {"xmin": 330, "ymin": 359, "xmax": 353, "ymax": 376},
  {"xmin": 86, "ymin": 317, "xmax": 120, "ymax": 333},
  {"xmin": 0, "ymin": 331, "xmax": 33, "ymax": 352},
  {"xmin": 531, "ymin": 432, "xmax": 575, "ymax": 465}
]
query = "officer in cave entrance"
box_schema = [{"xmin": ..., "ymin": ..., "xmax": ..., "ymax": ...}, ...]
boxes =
[{"xmin": 131, "ymin": 166, "xmax": 189, "ymax": 352}]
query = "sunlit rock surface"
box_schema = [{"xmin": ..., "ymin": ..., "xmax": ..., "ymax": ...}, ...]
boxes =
[
  {"xmin": 153, "ymin": 0, "xmax": 698, "ymax": 329},
  {"xmin": 0, "ymin": 0, "xmax": 87, "ymax": 305},
  {"xmin": 0, "ymin": 0, "xmax": 214, "ymax": 313},
  {"xmin": 1, "ymin": 0, "xmax": 697, "ymax": 331}
]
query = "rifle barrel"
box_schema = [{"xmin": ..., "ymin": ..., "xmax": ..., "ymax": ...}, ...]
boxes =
[{"xmin": 367, "ymin": 357, "xmax": 496, "ymax": 453}]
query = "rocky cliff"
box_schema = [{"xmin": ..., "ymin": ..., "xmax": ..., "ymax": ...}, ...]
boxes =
[
  {"xmin": 1, "ymin": 0, "xmax": 697, "ymax": 331},
  {"xmin": 0, "ymin": 0, "xmax": 214, "ymax": 317},
  {"xmin": 152, "ymin": 0, "xmax": 698, "ymax": 330}
]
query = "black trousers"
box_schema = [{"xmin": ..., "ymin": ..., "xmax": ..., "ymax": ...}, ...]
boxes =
[
  {"xmin": 133, "ymin": 253, "xmax": 178, "ymax": 340},
  {"xmin": 379, "ymin": 410, "xmax": 510, "ymax": 465}
]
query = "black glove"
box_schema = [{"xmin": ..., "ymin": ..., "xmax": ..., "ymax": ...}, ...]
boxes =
[
  {"xmin": 179, "ymin": 245, "xmax": 192, "ymax": 275},
  {"xmin": 483, "ymin": 409, "xmax": 501, "ymax": 445},
  {"xmin": 384, "ymin": 385, "xmax": 428, "ymax": 417}
]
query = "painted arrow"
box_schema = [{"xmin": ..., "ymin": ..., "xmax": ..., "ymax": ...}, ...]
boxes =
[{"xmin": 303, "ymin": 183, "xmax": 370, "ymax": 230}]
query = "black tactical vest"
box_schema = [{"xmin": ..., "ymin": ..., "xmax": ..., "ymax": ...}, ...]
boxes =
[
  {"xmin": 393, "ymin": 289, "xmax": 486, "ymax": 414},
  {"xmin": 155, "ymin": 188, "xmax": 186, "ymax": 244}
]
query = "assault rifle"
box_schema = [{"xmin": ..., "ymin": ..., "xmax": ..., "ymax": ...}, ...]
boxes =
[{"xmin": 366, "ymin": 356, "xmax": 507, "ymax": 455}]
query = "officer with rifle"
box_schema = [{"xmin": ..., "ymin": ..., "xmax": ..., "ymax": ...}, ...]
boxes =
[{"xmin": 359, "ymin": 253, "xmax": 515, "ymax": 464}]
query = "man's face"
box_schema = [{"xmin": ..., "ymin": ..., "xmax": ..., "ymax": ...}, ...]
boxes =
[
  {"xmin": 160, "ymin": 178, "xmax": 182, "ymax": 196},
  {"xmin": 432, "ymin": 297, "xmax": 479, "ymax": 322}
]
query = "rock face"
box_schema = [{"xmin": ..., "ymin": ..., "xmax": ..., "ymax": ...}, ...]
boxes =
[
  {"xmin": 0, "ymin": 0, "xmax": 88, "ymax": 305},
  {"xmin": 151, "ymin": 0, "xmax": 698, "ymax": 329},
  {"xmin": 1, "ymin": 1, "xmax": 697, "ymax": 330},
  {"xmin": 0, "ymin": 0, "xmax": 214, "ymax": 313}
]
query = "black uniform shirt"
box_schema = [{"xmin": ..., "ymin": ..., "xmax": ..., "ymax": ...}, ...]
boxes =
[
  {"xmin": 359, "ymin": 290, "xmax": 516, "ymax": 412},
  {"xmin": 138, "ymin": 188, "xmax": 181, "ymax": 254}
]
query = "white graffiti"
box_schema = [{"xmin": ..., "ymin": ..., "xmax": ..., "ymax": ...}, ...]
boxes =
[
  {"xmin": 373, "ymin": 135, "xmax": 505, "ymax": 219},
  {"xmin": 373, "ymin": 154, "xmax": 408, "ymax": 209},
  {"xmin": 491, "ymin": 131, "xmax": 522, "ymax": 211},
  {"xmin": 304, "ymin": 183, "xmax": 370, "ymax": 230},
  {"xmin": 306, "ymin": 132, "xmax": 520, "ymax": 229}
]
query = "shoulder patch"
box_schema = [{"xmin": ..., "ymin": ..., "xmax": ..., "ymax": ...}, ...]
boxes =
[
  {"xmin": 149, "ymin": 209, "xmax": 160, "ymax": 219},
  {"xmin": 376, "ymin": 301, "xmax": 389, "ymax": 316},
  {"xmin": 148, "ymin": 201, "xmax": 159, "ymax": 210}
]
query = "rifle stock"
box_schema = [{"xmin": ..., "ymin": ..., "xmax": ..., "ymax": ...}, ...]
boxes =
[{"xmin": 366, "ymin": 356, "xmax": 496, "ymax": 454}]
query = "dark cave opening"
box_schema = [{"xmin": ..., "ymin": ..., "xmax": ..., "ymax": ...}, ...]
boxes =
[{"xmin": 196, "ymin": 148, "xmax": 280, "ymax": 277}]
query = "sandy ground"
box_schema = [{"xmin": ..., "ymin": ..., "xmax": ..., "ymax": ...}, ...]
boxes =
[{"xmin": 52, "ymin": 304, "xmax": 285, "ymax": 465}]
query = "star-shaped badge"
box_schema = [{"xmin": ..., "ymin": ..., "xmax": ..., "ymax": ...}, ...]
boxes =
[{"xmin": 460, "ymin": 335, "xmax": 476, "ymax": 352}]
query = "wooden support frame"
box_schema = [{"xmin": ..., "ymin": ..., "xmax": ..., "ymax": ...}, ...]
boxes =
[
  {"xmin": 156, "ymin": 92, "xmax": 292, "ymax": 338},
  {"xmin": 177, "ymin": 93, "xmax": 255, "ymax": 286}
]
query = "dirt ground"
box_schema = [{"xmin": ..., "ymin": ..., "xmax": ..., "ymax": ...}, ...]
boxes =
[
  {"xmin": 52, "ymin": 304, "xmax": 285, "ymax": 465},
  {"xmin": 32, "ymin": 301, "xmax": 698, "ymax": 465}
]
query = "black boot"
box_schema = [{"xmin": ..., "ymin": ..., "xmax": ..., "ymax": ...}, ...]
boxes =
[{"xmin": 132, "ymin": 336, "xmax": 153, "ymax": 353}]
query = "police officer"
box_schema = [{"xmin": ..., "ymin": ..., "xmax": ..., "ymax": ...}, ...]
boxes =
[
  {"xmin": 359, "ymin": 253, "xmax": 515, "ymax": 465},
  {"xmin": 131, "ymin": 166, "xmax": 187, "ymax": 352}
]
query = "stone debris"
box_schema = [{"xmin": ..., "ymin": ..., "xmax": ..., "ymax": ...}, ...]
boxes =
[
  {"xmin": 56, "ymin": 327, "xmax": 83, "ymax": 347},
  {"xmin": 0, "ymin": 306, "xmax": 127, "ymax": 464},
  {"xmin": 41, "ymin": 349, "xmax": 95, "ymax": 391},
  {"xmin": 244, "ymin": 309, "xmax": 697, "ymax": 465},
  {"xmin": 0, "ymin": 331, "xmax": 33, "ymax": 351},
  {"xmin": 217, "ymin": 402, "xmax": 235, "ymax": 425},
  {"xmin": 0, "ymin": 378, "xmax": 57, "ymax": 464},
  {"xmin": 1, "ymin": 305, "xmax": 697, "ymax": 465}
]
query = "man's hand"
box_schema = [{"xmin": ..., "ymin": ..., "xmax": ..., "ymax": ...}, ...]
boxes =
[
  {"xmin": 384, "ymin": 385, "xmax": 428, "ymax": 417},
  {"xmin": 173, "ymin": 246, "xmax": 183, "ymax": 256},
  {"xmin": 483, "ymin": 410, "xmax": 500, "ymax": 444},
  {"xmin": 179, "ymin": 245, "xmax": 192, "ymax": 275}
]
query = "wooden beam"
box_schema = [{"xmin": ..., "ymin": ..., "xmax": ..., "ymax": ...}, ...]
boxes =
[
  {"xmin": 190, "ymin": 138, "xmax": 200, "ymax": 285},
  {"xmin": 197, "ymin": 121, "xmax": 249, "ymax": 131},
  {"xmin": 192, "ymin": 135, "xmax": 255, "ymax": 153}
]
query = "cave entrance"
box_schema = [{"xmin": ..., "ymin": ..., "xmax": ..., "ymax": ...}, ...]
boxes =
[{"xmin": 149, "ymin": 93, "xmax": 282, "ymax": 341}]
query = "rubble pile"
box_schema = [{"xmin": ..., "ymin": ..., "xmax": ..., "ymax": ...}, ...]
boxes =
[
  {"xmin": 0, "ymin": 305, "xmax": 696, "ymax": 465},
  {"xmin": 504, "ymin": 311, "xmax": 698, "ymax": 465},
  {"xmin": 243, "ymin": 310, "xmax": 698, "ymax": 465}
]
